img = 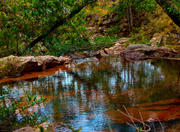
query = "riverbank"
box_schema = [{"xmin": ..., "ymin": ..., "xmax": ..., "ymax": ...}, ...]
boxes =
[
  {"xmin": 70, "ymin": 38, "xmax": 180, "ymax": 61},
  {"xmin": 6, "ymin": 56, "xmax": 180, "ymax": 132},
  {"xmin": 0, "ymin": 55, "xmax": 71, "ymax": 79},
  {"xmin": 1, "ymin": 41, "xmax": 180, "ymax": 79}
]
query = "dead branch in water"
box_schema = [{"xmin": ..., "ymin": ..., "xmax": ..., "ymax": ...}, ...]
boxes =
[{"xmin": 117, "ymin": 105, "xmax": 166, "ymax": 132}]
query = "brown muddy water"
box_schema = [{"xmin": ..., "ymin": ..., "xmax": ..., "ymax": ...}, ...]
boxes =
[{"xmin": 1, "ymin": 56, "xmax": 180, "ymax": 132}]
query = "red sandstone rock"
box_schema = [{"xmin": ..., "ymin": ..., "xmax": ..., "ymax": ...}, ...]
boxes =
[{"xmin": 0, "ymin": 55, "xmax": 72, "ymax": 78}]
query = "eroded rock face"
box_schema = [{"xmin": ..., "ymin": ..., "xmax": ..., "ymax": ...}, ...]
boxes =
[{"xmin": 0, "ymin": 55, "xmax": 71, "ymax": 78}]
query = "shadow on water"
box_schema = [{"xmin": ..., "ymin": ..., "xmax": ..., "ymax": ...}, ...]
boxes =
[{"xmin": 1, "ymin": 57, "xmax": 180, "ymax": 131}]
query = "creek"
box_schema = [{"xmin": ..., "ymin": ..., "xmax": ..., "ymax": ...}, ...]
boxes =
[{"xmin": 1, "ymin": 56, "xmax": 180, "ymax": 132}]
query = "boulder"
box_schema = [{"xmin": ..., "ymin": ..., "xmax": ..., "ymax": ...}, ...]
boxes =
[
  {"xmin": 115, "ymin": 38, "xmax": 128, "ymax": 46},
  {"xmin": 126, "ymin": 44, "xmax": 154, "ymax": 51},
  {"xmin": 120, "ymin": 44, "xmax": 180, "ymax": 60},
  {"xmin": 0, "ymin": 55, "xmax": 71, "ymax": 78},
  {"xmin": 71, "ymin": 52, "xmax": 89, "ymax": 59},
  {"xmin": 91, "ymin": 41, "xmax": 180, "ymax": 61},
  {"xmin": 99, "ymin": 50, "xmax": 109, "ymax": 57},
  {"xmin": 150, "ymin": 33, "xmax": 162, "ymax": 47}
]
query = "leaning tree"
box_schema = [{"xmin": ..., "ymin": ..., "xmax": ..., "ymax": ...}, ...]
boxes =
[
  {"xmin": 25, "ymin": 0, "xmax": 97, "ymax": 50},
  {"xmin": 155, "ymin": 0, "xmax": 180, "ymax": 27}
]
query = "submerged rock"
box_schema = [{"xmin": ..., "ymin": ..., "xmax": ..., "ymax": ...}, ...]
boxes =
[{"xmin": 0, "ymin": 55, "xmax": 71, "ymax": 78}]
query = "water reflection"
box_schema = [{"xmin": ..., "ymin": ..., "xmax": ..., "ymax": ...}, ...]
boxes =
[{"xmin": 1, "ymin": 57, "xmax": 180, "ymax": 131}]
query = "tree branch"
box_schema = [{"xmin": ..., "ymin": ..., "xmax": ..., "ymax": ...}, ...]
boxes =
[
  {"xmin": 155, "ymin": 0, "xmax": 180, "ymax": 27},
  {"xmin": 25, "ymin": 0, "xmax": 97, "ymax": 50}
]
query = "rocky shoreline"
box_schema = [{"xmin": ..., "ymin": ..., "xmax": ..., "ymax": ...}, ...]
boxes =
[
  {"xmin": 1, "ymin": 42, "xmax": 179, "ymax": 132},
  {"xmin": 1, "ymin": 40, "xmax": 180, "ymax": 78},
  {"xmin": 0, "ymin": 55, "xmax": 71, "ymax": 78},
  {"xmin": 71, "ymin": 41, "xmax": 180, "ymax": 61}
]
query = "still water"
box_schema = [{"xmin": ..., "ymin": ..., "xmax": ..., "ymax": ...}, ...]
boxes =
[{"xmin": 1, "ymin": 56, "xmax": 180, "ymax": 132}]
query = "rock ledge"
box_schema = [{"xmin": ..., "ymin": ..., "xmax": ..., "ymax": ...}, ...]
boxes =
[{"xmin": 0, "ymin": 55, "xmax": 71, "ymax": 78}]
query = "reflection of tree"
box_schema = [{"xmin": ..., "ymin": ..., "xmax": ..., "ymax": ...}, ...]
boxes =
[
  {"xmin": 2, "ymin": 57, "xmax": 180, "ymax": 129},
  {"xmin": 3, "ymin": 57, "xmax": 180, "ymax": 105},
  {"xmin": 73, "ymin": 57, "xmax": 180, "ymax": 106},
  {"xmin": 151, "ymin": 59, "xmax": 180, "ymax": 86}
]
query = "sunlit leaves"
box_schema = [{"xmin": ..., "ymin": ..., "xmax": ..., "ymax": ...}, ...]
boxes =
[
  {"xmin": 0, "ymin": 0, "xmax": 95, "ymax": 56},
  {"xmin": 0, "ymin": 87, "xmax": 47, "ymax": 130},
  {"xmin": 117, "ymin": 0, "xmax": 157, "ymax": 16}
]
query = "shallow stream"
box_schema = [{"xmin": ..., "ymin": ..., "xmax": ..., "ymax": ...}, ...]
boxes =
[{"xmin": 1, "ymin": 56, "xmax": 180, "ymax": 132}]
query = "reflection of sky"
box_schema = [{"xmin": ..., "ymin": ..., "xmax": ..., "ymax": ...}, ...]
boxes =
[
  {"xmin": 62, "ymin": 72, "xmax": 73, "ymax": 86},
  {"xmin": 1, "ymin": 57, "xmax": 180, "ymax": 131},
  {"xmin": 70, "ymin": 106, "xmax": 108, "ymax": 132},
  {"xmin": 41, "ymin": 93, "xmax": 110, "ymax": 131}
]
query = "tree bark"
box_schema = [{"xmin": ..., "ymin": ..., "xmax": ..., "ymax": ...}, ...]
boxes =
[
  {"xmin": 126, "ymin": 6, "xmax": 133, "ymax": 32},
  {"xmin": 25, "ymin": 0, "xmax": 97, "ymax": 50},
  {"xmin": 129, "ymin": 6, "xmax": 133, "ymax": 30},
  {"xmin": 155, "ymin": 0, "xmax": 180, "ymax": 27}
]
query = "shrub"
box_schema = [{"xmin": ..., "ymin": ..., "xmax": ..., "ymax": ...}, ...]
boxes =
[{"xmin": 0, "ymin": 87, "xmax": 47, "ymax": 131}]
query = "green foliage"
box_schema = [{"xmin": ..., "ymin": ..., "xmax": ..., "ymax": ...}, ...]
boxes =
[
  {"xmin": 91, "ymin": 35, "xmax": 118, "ymax": 50},
  {"xmin": 41, "ymin": 11, "xmax": 91, "ymax": 56},
  {"xmin": 116, "ymin": 0, "xmax": 157, "ymax": 17},
  {"xmin": 123, "ymin": 31, "xmax": 151, "ymax": 47},
  {"xmin": 0, "ymin": 87, "xmax": 47, "ymax": 131},
  {"xmin": 43, "ymin": 35, "xmax": 117, "ymax": 56},
  {"xmin": 106, "ymin": 25, "xmax": 121, "ymax": 34},
  {"xmin": 0, "ymin": 0, "xmax": 179, "ymax": 57},
  {"xmin": 0, "ymin": 0, "xmax": 95, "ymax": 57}
]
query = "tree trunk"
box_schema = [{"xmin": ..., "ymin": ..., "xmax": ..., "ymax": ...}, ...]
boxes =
[
  {"xmin": 127, "ymin": 7, "xmax": 131, "ymax": 32},
  {"xmin": 126, "ymin": 6, "xmax": 133, "ymax": 32},
  {"xmin": 155, "ymin": 0, "xmax": 180, "ymax": 27},
  {"xmin": 25, "ymin": 0, "xmax": 97, "ymax": 51},
  {"xmin": 129, "ymin": 6, "xmax": 133, "ymax": 29}
]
